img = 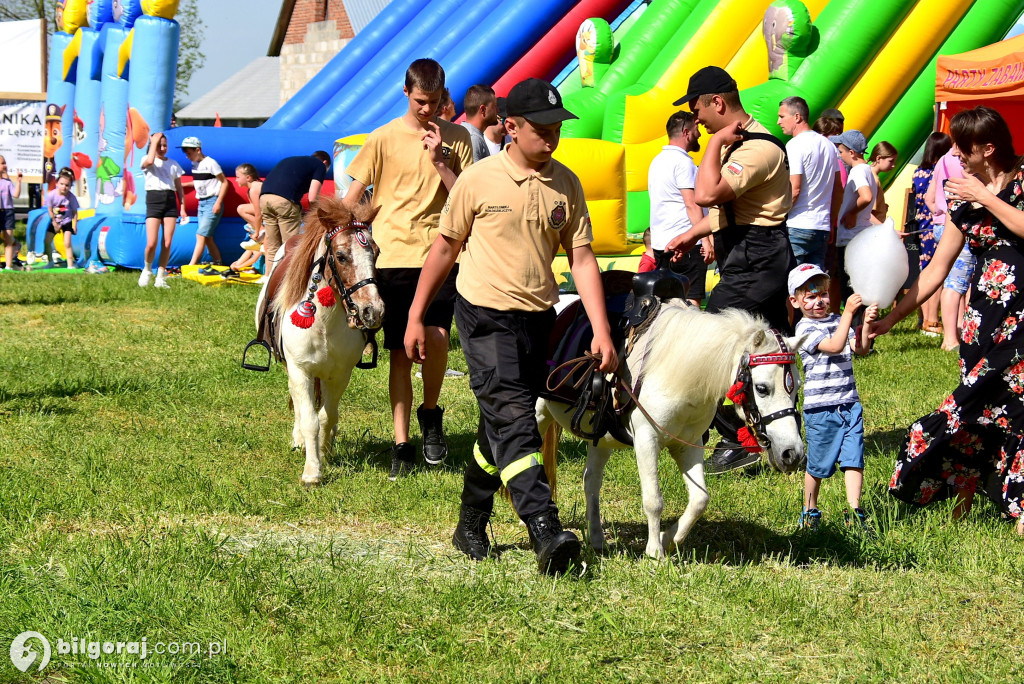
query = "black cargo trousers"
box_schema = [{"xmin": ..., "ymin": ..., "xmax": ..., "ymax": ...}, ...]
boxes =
[{"xmin": 455, "ymin": 297, "xmax": 557, "ymax": 521}]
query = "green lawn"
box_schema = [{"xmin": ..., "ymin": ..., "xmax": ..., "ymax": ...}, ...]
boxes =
[{"xmin": 1, "ymin": 271, "xmax": 1022, "ymax": 683}]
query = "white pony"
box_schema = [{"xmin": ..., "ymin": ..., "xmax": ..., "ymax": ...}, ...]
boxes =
[
  {"xmin": 254, "ymin": 197, "xmax": 382, "ymax": 487},
  {"xmin": 537, "ymin": 302, "xmax": 804, "ymax": 559}
]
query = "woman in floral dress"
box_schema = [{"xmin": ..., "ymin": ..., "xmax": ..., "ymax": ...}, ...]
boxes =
[{"xmin": 872, "ymin": 107, "xmax": 1024, "ymax": 535}]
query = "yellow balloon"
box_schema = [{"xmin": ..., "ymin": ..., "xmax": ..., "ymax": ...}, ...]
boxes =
[{"xmin": 141, "ymin": 0, "xmax": 180, "ymax": 19}]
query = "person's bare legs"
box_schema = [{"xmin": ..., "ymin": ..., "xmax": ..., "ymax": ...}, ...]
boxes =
[
  {"xmin": 844, "ymin": 467, "xmax": 863, "ymax": 509},
  {"xmin": 804, "ymin": 472, "xmax": 822, "ymax": 510},
  {"xmin": 921, "ymin": 289, "xmax": 941, "ymax": 330},
  {"xmin": 940, "ymin": 287, "xmax": 962, "ymax": 350},
  {"xmin": 158, "ymin": 215, "xmax": 176, "ymax": 270},
  {"xmin": 389, "ymin": 352, "xmax": 414, "ymax": 444},
  {"xmin": 143, "ymin": 217, "xmax": 160, "ymax": 266},
  {"xmin": 63, "ymin": 230, "xmax": 75, "ymax": 267},
  {"xmin": 421, "ymin": 326, "xmax": 449, "ymax": 410},
  {"xmin": 189, "ymin": 236, "xmax": 223, "ymax": 265},
  {"xmin": 3, "ymin": 230, "xmax": 14, "ymax": 269}
]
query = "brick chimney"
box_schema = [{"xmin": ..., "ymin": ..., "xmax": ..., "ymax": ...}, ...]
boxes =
[{"xmin": 280, "ymin": 0, "xmax": 356, "ymax": 104}]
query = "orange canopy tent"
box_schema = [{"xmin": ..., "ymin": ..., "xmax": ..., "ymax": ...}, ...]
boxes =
[{"xmin": 936, "ymin": 33, "xmax": 1024, "ymax": 145}]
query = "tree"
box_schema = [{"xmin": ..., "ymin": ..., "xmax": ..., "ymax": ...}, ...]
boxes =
[{"xmin": 1, "ymin": 0, "xmax": 205, "ymax": 109}]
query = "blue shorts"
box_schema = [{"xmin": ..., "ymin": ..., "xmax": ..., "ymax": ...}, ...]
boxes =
[
  {"xmin": 0, "ymin": 207, "xmax": 13, "ymax": 232},
  {"xmin": 932, "ymin": 224, "xmax": 976, "ymax": 295},
  {"xmin": 804, "ymin": 401, "xmax": 864, "ymax": 478},
  {"xmin": 788, "ymin": 228, "xmax": 829, "ymax": 269},
  {"xmin": 196, "ymin": 196, "xmax": 222, "ymax": 238}
]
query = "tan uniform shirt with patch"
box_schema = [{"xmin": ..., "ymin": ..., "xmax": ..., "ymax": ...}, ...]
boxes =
[
  {"xmin": 346, "ymin": 117, "xmax": 473, "ymax": 268},
  {"xmin": 439, "ymin": 150, "xmax": 593, "ymax": 312},
  {"xmin": 708, "ymin": 116, "xmax": 793, "ymax": 231}
]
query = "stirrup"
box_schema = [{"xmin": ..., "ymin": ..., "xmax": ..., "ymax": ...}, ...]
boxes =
[
  {"xmin": 356, "ymin": 333, "xmax": 379, "ymax": 370},
  {"xmin": 241, "ymin": 339, "xmax": 272, "ymax": 371}
]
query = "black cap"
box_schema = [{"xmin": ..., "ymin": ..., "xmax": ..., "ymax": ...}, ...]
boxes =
[
  {"xmin": 673, "ymin": 66, "xmax": 738, "ymax": 107},
  {"xmin": 505, "ymin": 79, "xmax": 577, "ymax": 125},
  {"xmin": 496, "ymin": 96, "xmax": 507, "ymax": 119}
]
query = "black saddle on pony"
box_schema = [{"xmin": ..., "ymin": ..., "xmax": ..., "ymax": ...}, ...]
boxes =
[{"xmin": 542, "ymin": 266, "xmax": 689, "ymax": 446}]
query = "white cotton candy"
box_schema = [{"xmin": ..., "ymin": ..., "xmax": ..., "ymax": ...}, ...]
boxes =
[{"xmin": 844, "ymin": 218, "xmax": 909, "ymax": 309}]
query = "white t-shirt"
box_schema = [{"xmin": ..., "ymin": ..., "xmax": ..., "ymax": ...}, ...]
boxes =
[
  {"xmin": 786, "ymin": 130, "xmax": 839, "ymax": 231},
  {"xmin": 648, "ymin": 145, "xmax": 701, "ymax": 250},
  {"xmin": 191, "ymin": 155, "xmax": 224, "ymax": 199},
  {"xmin": 484, "ymin": 136, "xmax": 502, "ymax": 156},
  {"xmin": 143, "ymin": 157, "xmax": 184, "ymax": 192},
  {"xmin": 837, "ymin": 162, "xmax": 877, "ymax": 246}
]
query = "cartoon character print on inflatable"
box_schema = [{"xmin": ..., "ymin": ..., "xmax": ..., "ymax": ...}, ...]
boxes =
[
  {"xmin": 122, "ymin": 106, "xmax": 150, "ymax": 209},
  {"xmin": 43, "ymin": 103, "xmax": 66, "ymax": 188},
  {"xmin": 576, "ymin": 18, "xmax": 613, "ymax": 89},
  {"xmin": 57, "ymin": 0, "xmax": 88, "ymax": 33},
  {"xmin": 762, "ymin": 0, "xmax": 814, "ymax": 81}
]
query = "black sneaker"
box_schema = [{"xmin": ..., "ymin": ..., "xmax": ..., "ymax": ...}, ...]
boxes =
[
  {"xmin": 526, "ymin": 510, "xmax": 581, "ymax": 576},
  {"xmin": 388, "ymin": 442, "xmax": 415, "ymax": 481},
  {"xmin": 452, "ymin": 505, "xmax": 492, "ymax": 561},
  {"xmin": 704, "ymin": 445, "xmax": 760, "ymax": 475},
  {"xmin": 417, "ymin": 404, "xmax": 448, "ymax": 465}
]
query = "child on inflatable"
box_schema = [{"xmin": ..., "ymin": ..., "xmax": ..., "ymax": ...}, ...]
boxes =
[
  {"xmin": 43, "ymin": 168, "xmax": 79, "ymax": 269},
  {"xmin": 235, "ymin": 163, "xmax": 264, "ymax": 250}
]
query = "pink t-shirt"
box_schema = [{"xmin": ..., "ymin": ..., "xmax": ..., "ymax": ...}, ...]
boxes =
[{"xmin": 930, "ymin": 150, "xmax": 964, "ymax": 226}]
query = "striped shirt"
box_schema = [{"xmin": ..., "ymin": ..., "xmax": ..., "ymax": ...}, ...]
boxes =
[{"xmin": 796, "ymin": 314, "xmax": 859, "ymax": 410}]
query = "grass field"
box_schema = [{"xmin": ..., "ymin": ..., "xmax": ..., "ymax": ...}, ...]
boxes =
[{"xmin": 1, "ymin": 270, "xmax": 1022, "ymax": 683}]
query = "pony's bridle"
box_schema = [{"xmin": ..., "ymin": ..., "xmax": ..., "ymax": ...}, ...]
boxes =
[
  {"xmin": 317, "ymin": 220, "xmax": 378, "ymax": 330},
  {"xmin": 729, "ymin": 329, "xmax": 798, "ymax": 450}
]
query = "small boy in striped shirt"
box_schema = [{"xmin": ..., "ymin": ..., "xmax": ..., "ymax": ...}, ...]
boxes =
[{"xmin": 789, "ymin": 264, "xmax": 877, "ymax": 529}]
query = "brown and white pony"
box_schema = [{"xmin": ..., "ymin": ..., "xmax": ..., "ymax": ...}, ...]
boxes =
[{"xmin": 255, "ymin": 196, "xmax": 382, "ymax": 486}]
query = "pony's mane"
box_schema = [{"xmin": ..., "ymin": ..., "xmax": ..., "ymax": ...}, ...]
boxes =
[
  {"xmin": 273, "ymin": 195, "xmax": 376, "ymax": 314},
  {"xmin": 641, "ymin": 303, "xmax": 778, "ymax": 405}
]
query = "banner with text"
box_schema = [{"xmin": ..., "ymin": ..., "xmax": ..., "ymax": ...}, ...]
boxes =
[{"xmin": 0, "ymin": 100, "xmax": 45, "ymax": 180}]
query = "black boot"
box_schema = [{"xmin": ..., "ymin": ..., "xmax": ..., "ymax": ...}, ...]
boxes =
[
  {"xmin": 705, "ymin": 406, "xmax": 760, "ymax": 475},
  {"xmin": 526, "ymin": 510, "xmax": 581, "ymax": 576},
  {"xmin": 417, "ymin": 404, "xmax": 448, "ymax": 466},
  {"xmin": 452, "ymin": 505, "xmax": 492, "ymax": 561}
]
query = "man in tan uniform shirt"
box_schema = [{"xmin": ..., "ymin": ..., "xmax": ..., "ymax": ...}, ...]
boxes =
[
  {"xmin": 667, "ymin": 66, "xmax": 796, "ymax": 474},
  {"xmin": 405, "ymin": 79, "xmax": 617, "ymax": 575}
]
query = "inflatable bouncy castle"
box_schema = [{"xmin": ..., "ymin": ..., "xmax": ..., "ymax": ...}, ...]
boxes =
[{"xmin": 30, "ymin": 0, "xmax": 250, "ymax": 269}]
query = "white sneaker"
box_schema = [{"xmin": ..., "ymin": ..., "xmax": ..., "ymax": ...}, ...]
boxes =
[
  {"xmin": 240, "ymin": 238, "xmax": 261, "ymax": 251},
  {"xmin": 138, "ymin": 270, "xmax": 153, "ymax": 287},
  {"xmin": 67, "ymin": 260, "xmax": 76, "ymax": 270},
  {"xmin": 25, "ymin": 252, "xmax": 36, "ymax": 265},
  {"xmin": 154, "ymin": 275, "xmax": 170, "ymax": 289}
]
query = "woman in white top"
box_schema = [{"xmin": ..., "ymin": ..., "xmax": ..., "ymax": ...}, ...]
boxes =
[{"xmin": 139, "ymin": 132, "xmax": 186, "ymax": 288}]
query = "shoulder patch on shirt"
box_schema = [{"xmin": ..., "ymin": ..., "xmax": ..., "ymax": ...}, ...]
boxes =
[
  {"xmin": 549, "ymin": 202, "xmax": 567, "ymax": 229},
  {"xmin": 726, "ymin": 161, "xmax": 744, "ymax": 175}
]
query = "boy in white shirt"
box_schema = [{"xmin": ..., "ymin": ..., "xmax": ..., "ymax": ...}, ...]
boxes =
[{"xmin": 831, "ymin": 130, "xmax": 877, "ymax": 300}]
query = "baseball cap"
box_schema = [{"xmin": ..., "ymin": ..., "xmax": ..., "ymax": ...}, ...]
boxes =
[
  {"xmin": 496, "ymin": 96, "xmax": 507, "ymax": 119},
  {"xmin": 505, "ymin": 79, "xmax": 577, "ymax": 125},
  {"xmin": 821, "ymin": 107, "xmax": 845, "ymax": 122},
  {"xmin": 828, "ymin": 130, "xmax": 867, "ymax": 155},
  {"xmin": 673, "ymin": 66, "xmax": 738, "ymax": 107},
  {"xmin": 178, "ymin": 136, "xmax": 202, "ymax": 149},
  {"xmin": 788, "ymin": 263, "xmax": 829, "ymax": 295}
]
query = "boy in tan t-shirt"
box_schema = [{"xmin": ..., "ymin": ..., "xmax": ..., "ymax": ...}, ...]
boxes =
[
  {"xmin": 343, "ymin": 59, "xmax": 473, "ymax": 480},
  {"xmin": 405, "ymin": 79, "xmax": 617, "ymax": 576}
]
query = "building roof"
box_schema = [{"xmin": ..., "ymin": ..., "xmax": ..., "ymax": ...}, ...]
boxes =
[{"xmin": 176, "ymin": 57, "xmax": 281, "ymax": 120}]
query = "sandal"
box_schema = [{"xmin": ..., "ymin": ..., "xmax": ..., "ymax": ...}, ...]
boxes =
[{"xmin": 921, "ymin": 320, "xmax": 942, "ymax": 336}]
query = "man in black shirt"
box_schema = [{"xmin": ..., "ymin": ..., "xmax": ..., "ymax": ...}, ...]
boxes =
[{"xmin": 259, "ymin": 151, "xmax": 330, "ymax": 273}]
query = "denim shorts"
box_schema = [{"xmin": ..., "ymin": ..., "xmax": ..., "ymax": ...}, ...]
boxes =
[
  {"xmin": 788, "ymin": 227, "xmax": 829, "ymax": 269},
  {"xmin": 932, "ymin": 224, "xmax": 976, "ymax": 295},
  {"xmin": 196, "ymin": 196, "xmax": 222, "ymax": 238},
  {"xmin": 804, "ymin": 401, "xmax": 864, "ymax": 478}
]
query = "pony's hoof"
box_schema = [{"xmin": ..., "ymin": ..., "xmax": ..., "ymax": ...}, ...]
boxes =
[{"xmin": 300, "ymin": 478, "xmax": 321, "ymax": 489}]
